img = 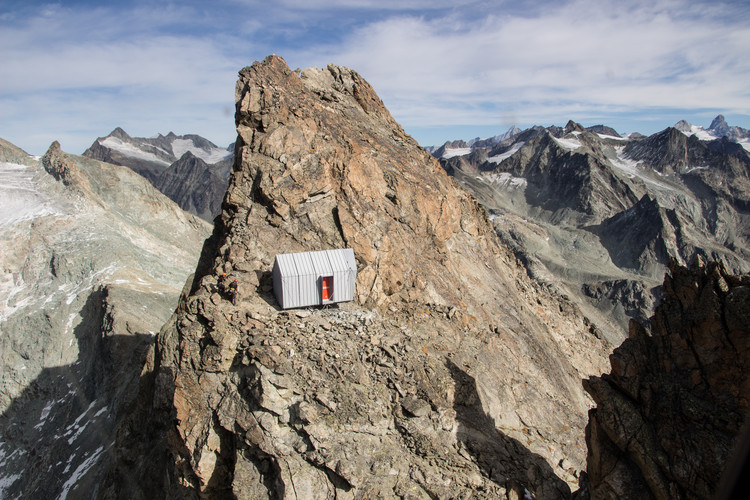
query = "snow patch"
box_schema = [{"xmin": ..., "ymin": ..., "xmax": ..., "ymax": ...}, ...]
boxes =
[
  {"xmin": 553, "ymin": 136, "xmax": 582, "ymax": 151},
  {"xmin": 483, "ymin": 172, "xmax": 528, "ymax": 190},
  {"xmin": 171, "ymin": 138, "xmax": 231, "ymax": 164},
  {"xmin": 596, "ymin": 133, "xmax": 627, "ymax": 141},
  {"xmin": 0, "ymin": 472, "xmax": 22, "ymax": 496},
  {"xmin": 487, "ymin": 142, "xmax": 525, "ymax": 164},
  {"xmin": 99, "ymin": 137, "xmax": 170, "ymax": 165},
  {"xmin": 441, "ymin": 147, "xmax": 472, "ymax": 159},
  {"xmin": 58, "ymin": 446, "xmax": 105, "ymax": 500},
  {"xmin": 33, "ymin": 400, "xmax": 55, "ymax": 430},
  {"xmin": 683, "ymin": 165, "xmax": 710, "ymax": 174}
]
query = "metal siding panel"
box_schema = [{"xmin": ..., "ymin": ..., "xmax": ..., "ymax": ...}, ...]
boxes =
[
  {"xmin": 296, "ymin": 252, "xmax": 317, "ymax": 307},
  {"xmin": 341, "ymin": 248, "xmax": 356, "ymax": 301},
  {"xmin": 288, "ymin": 253, "xmax": 302, "ymax": 308},
  {"xmin": 326, "ymin": 250, "xmax": 346, "ymax": 302},
  {"xmin": 278, "ymin": 254, "xmax": 296, "ymax": 308}
]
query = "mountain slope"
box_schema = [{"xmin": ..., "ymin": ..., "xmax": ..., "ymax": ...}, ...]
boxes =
[
  {"xmin": 0, "ymin": 139, "xmax": 211, "ymax": 499},
  {"xmin": 152, "ymin": 151, "xmax": 227, "ymax": 221},
  {"xmin": 102, "ymin": 55, "xmax": 611, "ymax": 499}
]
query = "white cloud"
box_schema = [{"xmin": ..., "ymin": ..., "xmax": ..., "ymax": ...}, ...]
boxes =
[
  {"xmin": 1, "ymin": 0, "xmax": 749, "ymax": 153},
  {"xmin": 289, "ymin": 0, "xmax": 750, "ymax": 133},
  {"xmin": 0, "ymin": 4, "xmax": 242, "ymax": 153}
]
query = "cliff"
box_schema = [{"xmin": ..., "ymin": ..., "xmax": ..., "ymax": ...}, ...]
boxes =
[{"xmin": 584, "ymin": 257, "xmax": 750, "ymax": 498}]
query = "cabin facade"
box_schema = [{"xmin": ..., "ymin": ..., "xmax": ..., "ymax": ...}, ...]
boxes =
[{"xmin": 272, "ymin": 248, "xmax": 357, "ymax": 309}]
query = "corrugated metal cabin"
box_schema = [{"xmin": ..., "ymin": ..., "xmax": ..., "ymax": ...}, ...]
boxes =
[{"xmin": 272, "ymin": 248, "xmax": 357, "ymax": 309}]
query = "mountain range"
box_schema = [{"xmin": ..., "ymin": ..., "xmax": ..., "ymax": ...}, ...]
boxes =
[
  {"xmin": 83, "ymin": 128, "xmax": 233, "ymax": 221},
  {"xmin": 432, "ymin": 116, "xmax": 750, "ymax": 344}
]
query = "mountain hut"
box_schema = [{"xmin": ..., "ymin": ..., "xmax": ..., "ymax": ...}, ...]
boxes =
[{"xmin": 272, "ymin": 248, "xmax": 357, "ymax": 309}]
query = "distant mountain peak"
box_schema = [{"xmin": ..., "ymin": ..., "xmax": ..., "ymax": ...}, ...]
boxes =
[
  {"xmin": 564, "ymin": 120, "xmax": 585, "ymax": 134},
  {"xmin": 674, "ymin": 120, "xmax": 692, "ymax": 132},
  {"xmin": 709, "ymin": 114, "xmax": 729, "ymax": 134},
  {"xmin": 109, "ymin": 127, "xmax": 131, "ymax": 140}
]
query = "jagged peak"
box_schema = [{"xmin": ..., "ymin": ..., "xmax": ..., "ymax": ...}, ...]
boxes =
[
  {"xmin": 564, "ymin": 120, "xmax": 585, "ymax": 134},
  {"xmin": 709, "ymin": 114, "xmax": 727, "ymax": 129},
  {"xmin": 109, "ymin": 127, "xmax": 131, "ymax": 140},
  {"xmin": 708, "ymin": 114, "xmax": 729, "ymax": 136},
  {"xmin": 674, "ymin": 120, "xmax": 693, "ymax": 132}
]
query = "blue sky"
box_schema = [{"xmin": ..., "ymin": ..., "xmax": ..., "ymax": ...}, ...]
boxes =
[{"xmin": 1, "ymin": 0, "xmax": 749, "ymax": 155}]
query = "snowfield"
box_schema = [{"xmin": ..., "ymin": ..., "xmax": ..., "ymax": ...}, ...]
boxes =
[
  {"xmin": 553, "ymin": 136, "xmax": 582, "ymax": 151},
  {"xmin": 441, "ymin": 147, "xmax": 472, "ymax": 159},
  {"xmin": 99, "ymin": 137, "xmax": 171, "ymax": 165},
  {"xmin": 487, "ymin": 141, "xmax": 525, "ymax": 164},
  {"xmin": 171, "ymin": 138, "xmax": 231, "ymax": 163},
  {"xmin": 0, "ymin": 162, "xmax": 60, "ymax": 228}
]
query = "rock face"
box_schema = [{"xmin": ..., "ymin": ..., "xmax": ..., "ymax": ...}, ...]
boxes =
[
  {"xmin": 436, "ymin": 118, "xmax": 750, "ymax": 345},
  {"xmin": 83, "ymin": 128, "xmax": 233, "ymax": 221},
  {"xmin": 153, "ymin": 151, "xmax": 227, "ymax": 221},
  {"xmin": 0, "ymin": 138, "xmax": 211, "ymax": 499},
  {"xmin": 101, "ymin": 55, "xmax": 612, "ymax": 499},
  {"xmin": 583, "ymin": 257, "xmax": 750, "ymax": 499}
]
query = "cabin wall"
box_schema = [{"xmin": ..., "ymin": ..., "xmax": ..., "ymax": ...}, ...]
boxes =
[{"xmin": 273, "ymin": 249, "xmax": 357, "ymax": 309}]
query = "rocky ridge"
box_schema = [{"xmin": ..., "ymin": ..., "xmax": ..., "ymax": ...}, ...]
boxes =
[
  {"xmin": 0, "ymin": 138, "xmax": 211, "ymax": 498},
  {"xmin": 102, "ymin": 55, "xmax": 612, "ymax": 499},
  {"xmin": 436, "ymin": 117, "xmax": 750, "ymax": 345},
  {"xmin": 584, "ymin": 257, "xmax": 750, "ymax": 498},
  {"xmin": 83, "ymin": 128, "xmax": 233, "ymax": 221}
]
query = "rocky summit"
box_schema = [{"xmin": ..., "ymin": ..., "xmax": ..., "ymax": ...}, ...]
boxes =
[
  {"xmin": 0, "ymin": 138, "xmax": 211, "ymax": 498},
  {"xmin": 101, "ymin": 55, "xmax": 612, "ymax": 499},
  {"xmin": 584, "ymin": 257, "xmax": 750, "ymax": 499}
]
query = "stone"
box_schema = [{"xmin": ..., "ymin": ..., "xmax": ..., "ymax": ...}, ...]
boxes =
[{"xmin": 401, "ymin": 396, "xmax": 431, "ymax": 417}]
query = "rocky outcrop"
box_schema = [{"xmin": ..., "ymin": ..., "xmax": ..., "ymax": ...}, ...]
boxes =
[
  {"xmin": 42, "ymin": 140, "xmax": 93, "ymax": 191},
  {"xmin": 583, "ymin": 257, "xmax": 750, "ymax": 499},
  {"xmin": 0, "ymin": 139, "xmax": 211, "ymax": 499},
  {"xmin": 101, "ymin": 55, "xmax": 612, "ymax": 499}
]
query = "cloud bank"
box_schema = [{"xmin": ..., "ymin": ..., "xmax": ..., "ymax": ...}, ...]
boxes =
[{"xmin": 1, "ymin": 0, "xmax": 748, "ymax": 153}]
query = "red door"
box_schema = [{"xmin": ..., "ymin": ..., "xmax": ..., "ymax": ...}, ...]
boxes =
[{"xmin": 321, "ymin": 276, "xmax": 332, "ymax": 301}]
